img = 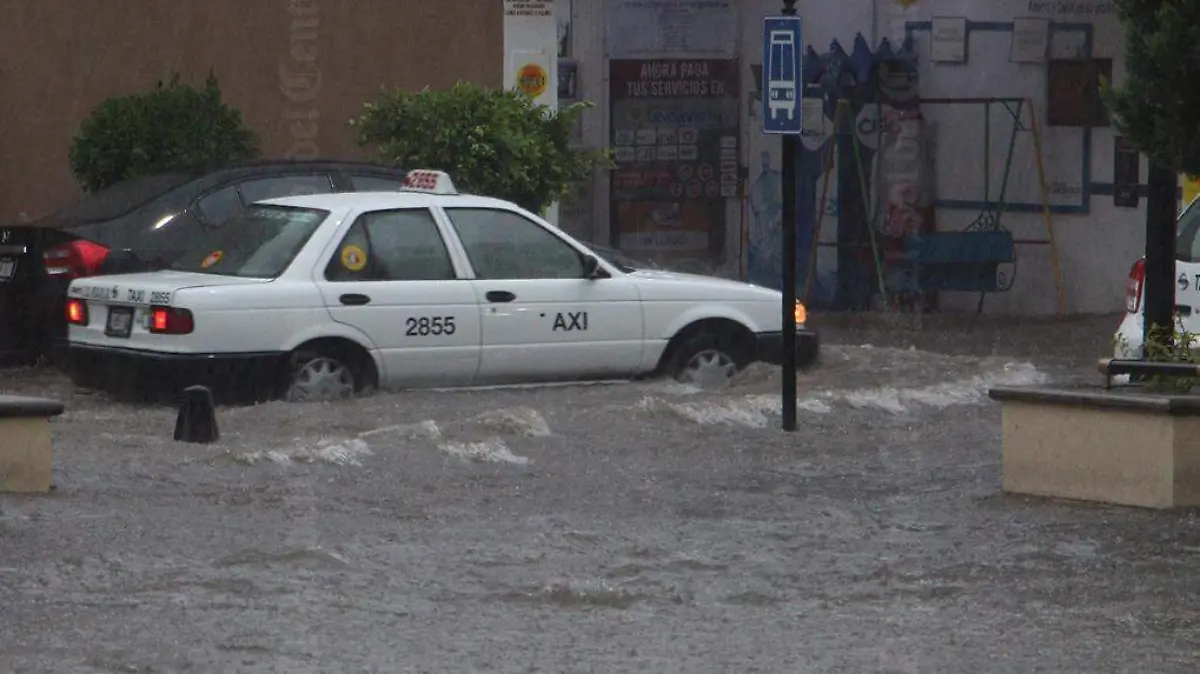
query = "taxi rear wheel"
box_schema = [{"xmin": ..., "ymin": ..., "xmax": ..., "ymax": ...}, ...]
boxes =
[{"xmin": 283, "ymin": 343, "xmax": 373, "ymax": 403}]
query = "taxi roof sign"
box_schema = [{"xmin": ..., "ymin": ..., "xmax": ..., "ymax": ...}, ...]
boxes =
[{"xmin": 402, "ymin": 169, "xmax": 457, "ymax": 194}]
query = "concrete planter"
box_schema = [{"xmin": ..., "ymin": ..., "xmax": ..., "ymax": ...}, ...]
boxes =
[
  {"xmin": 989, "ymin": 386, "xmax": 1200, "ymax": 509},
  {"xmin": 0, "ymin": 395, "xmax": 64, "ymax": 493}
]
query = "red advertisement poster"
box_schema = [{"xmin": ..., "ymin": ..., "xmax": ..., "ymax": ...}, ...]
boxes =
[{"xmin": 609, "ymin": 59, "xmax": 739, "ymax": 273}]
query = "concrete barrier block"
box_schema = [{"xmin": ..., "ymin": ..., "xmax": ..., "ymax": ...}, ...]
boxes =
[
  {"xmin": 0, "ymin": 395, "xmax": 65, "ymax": 494},
  {"xmin": 990, "ymin": 386, "xmax": 1200, "ymax": 509}
]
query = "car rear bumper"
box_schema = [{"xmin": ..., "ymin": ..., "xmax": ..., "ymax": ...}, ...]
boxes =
[
  {"xmin": 754, "ymin": 328, "xmax": 820, "ymax": 368},
  {"xmin": 1113, "ymin": 311, "xmax": 1144, "ymax": 359},
  {"xmin": 0, "ymin": 277, "xmax": 70, "ymax": 364},
  {"xmin": 62, "ymin": 343, "xmax": 289, "ymax": 403}
]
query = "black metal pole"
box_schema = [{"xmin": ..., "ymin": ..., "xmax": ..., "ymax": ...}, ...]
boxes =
[
  {"xmin": 780, "ymin": 0, "xmax": 798, "ymax": 431},
  {"xmin": 1143, "ymin": 162, "xmax": 1177, "ymax": 347}
]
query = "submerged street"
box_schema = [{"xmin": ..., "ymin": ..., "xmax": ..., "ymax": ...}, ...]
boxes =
[{"xmin": 1, "ymin": 315, "xmax": 1197, "ymax": 673}]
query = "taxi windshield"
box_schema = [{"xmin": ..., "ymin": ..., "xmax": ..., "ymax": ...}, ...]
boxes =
[{"xmin": 170, "ymin": 205, "xmax": 329, "ymax": 278}]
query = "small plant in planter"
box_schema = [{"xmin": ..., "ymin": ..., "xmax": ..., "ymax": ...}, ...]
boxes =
[{"xmin": 1112, "ymin": 317, "xmax": 1200, "ymax": 393}]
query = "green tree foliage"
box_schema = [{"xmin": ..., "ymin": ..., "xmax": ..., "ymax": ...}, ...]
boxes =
[
  {"xmin": 1106, "ymin": 0, "xmax": 1200, "ymax": 173},
  {"xmin": 69, "ymin": 72, "xmax": 260, "ymax": 192},
  {"xmin": 349, "ymin": 81, "xmax": 611, "ymax": 213}
]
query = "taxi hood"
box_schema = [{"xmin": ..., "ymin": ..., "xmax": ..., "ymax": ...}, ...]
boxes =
[
  {"xmin": 67, "ymin": 271, "xmax": 271, "ymax": 306},
  {"xmin": 627, "ymin": 268, "xmax": 780, "ymax": 301}
]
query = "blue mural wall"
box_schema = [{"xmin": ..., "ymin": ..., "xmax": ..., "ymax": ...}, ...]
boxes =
[{"xmin": 746, "ymin": 33, "xmax": 919, "ymax": 311}]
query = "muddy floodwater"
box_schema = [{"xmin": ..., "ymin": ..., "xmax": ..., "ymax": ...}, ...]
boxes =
[{"xmin": 1, "ymin": 314, "xmax": 1197, "ymax": 672}]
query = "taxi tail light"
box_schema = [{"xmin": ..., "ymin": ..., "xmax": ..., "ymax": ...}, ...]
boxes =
[
  {"xmin": 149, "ymin": 306, "xmax": 194, "ymax": 334},
  {"xmin": 65, "ymin": 298, "xmax": 88, "ymax": 326},
  {"xmin": 44, "ymin": 240, "xmax": 110, "ymax": 278},
  {"xmin": 1125, "ymin": 259, "xmax": 1145, "ymax": 313}
]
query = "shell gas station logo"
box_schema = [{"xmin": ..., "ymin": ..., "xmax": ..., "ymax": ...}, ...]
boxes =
[{"xmin": 516, "ymin": 63, "xmax": 548, "ymax": 98}]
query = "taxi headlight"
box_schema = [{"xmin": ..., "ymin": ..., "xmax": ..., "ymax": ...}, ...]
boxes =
[{"xmin": 794, "ymin": 301, "xmax": 807, "ymax": 326}]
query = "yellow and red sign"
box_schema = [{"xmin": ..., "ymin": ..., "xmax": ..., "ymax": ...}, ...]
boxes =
[
  {"xmin": 516, "ymin": 63, "xmax": 548, "ymax": 98},
  {"xmin": 340, "ymin": 244, "xmax": 368, "ymax": 272}
]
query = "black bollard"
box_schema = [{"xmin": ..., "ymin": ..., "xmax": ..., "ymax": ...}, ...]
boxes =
[{"xmin": 174, "ymin": 385, "xmax": 219, "ymax": 443}]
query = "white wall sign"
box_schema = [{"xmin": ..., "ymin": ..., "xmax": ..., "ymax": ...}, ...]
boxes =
[
  {"xmin": 1010, "ymin": 17, "xmax": 1049, "ymax": 63},
  {"xmin": 1026, "ymin": 0, "xmax": 1115, "ymax": 17},
  {"xmin": 799, "ymin": 98, "xmax": 831, "ymax": 152},
  {"xmin": 506, "ymin": 1, "xmax": 552, "ymax": 17},
  {"xmin": 930, "ymin": 16, "xmax": 968, "ymax": 63},
  {"xmin": 505, "ymin": 0, "xmax": 560, "ymax": 223},
  {"xmin": 606, "ymin": 0, "xmax": 737, "ymax": 59},
  {"xmin": 504, "ymin": 2, "xmax": 558, "ymax": 109}
]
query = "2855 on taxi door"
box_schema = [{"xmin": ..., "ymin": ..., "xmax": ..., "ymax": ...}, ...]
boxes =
[{"xmin": 406, "ymin": 316, "xmax": 455, "ymax": 336}]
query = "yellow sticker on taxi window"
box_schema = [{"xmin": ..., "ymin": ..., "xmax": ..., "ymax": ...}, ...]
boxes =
[
  {"xmin": 340, "ymin": 244, "xmax": 367, "ymax": 271},
  {"xmin": 200, "ymin": 251, "xmax": 223, "ymax": 268}
]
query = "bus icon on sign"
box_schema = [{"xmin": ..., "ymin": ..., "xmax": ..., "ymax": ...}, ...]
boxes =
[
  {"xmin": 767, "ymin": 30, "xmax": 797, "ymax": 120},
  {"xmin": 761, "ymin": 16, "xmax": 803, "ymax": 134}
]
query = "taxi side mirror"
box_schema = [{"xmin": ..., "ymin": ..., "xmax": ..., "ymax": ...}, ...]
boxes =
[{"xmin": 581, "ymin": 254, "xmax": 608, "ymax": 279}]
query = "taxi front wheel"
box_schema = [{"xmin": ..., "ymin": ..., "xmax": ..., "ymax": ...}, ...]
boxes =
[
  {"xmin": 667, "ymin": 333, "xmax": 750, "ymax": 389},
  {"xmin": 283, "ymin": 346, "xmax": 369, "ymax": 403}
]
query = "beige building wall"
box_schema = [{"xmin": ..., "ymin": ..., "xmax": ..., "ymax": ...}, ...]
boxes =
[{"xmin": 0, "ymin": 0, "xmax": 503, "ymax": 222}]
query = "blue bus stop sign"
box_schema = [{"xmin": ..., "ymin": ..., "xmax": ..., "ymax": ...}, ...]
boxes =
[{"xmin": 761, "ymin": 16, "xmax": 803, "ymax": 135}]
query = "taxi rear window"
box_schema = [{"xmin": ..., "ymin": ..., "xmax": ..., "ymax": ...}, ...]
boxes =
[{"xmin": 169, "ymin": 205, "xmax": 329, "ymax": 278}]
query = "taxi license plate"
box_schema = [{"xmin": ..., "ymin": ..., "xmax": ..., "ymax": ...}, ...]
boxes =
[
  {"xmin": 105, "ymin": 306, "xmax": 134, "ymax": 338},
  {"xmin": 0, "ymin": 258, "xmax": 14, "ymax": 280}
]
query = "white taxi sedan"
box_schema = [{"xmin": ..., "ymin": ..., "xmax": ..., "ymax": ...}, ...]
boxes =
[{"xmin": 61, "ymin": 170, "xmax": 818, "ymax": 402}]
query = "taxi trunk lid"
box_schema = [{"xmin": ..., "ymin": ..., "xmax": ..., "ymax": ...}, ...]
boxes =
[
  {"xmin": 68, "ymin": 271, "xmax": 268, "ymax": 306},
  {"xmin": 68, "ymin": 272, "xmax": 271, "ymax": 351}
]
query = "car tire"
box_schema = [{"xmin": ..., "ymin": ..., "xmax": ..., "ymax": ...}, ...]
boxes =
[
  {"xmin": 666, "ymin": 332, "xmax": 750, "ymax": 388},
  {"xmin": 283, "ymin": 346, "xmax": 368, "ymax": 403}
]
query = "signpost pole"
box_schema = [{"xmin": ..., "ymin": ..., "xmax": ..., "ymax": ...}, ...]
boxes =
[
  {"xmin": 780, "ymin": 144, "xmax": 797, "ymax": 430},
  {"xmin": 1144, "ymin": 163, "xmax": 1177, "ymax": 346},
  {"xmin": 770, "ymin": 0, "xmax": 800, "ymax": 431}
]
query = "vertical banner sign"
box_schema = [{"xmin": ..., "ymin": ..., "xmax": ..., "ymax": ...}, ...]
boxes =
[
  {"xmin": 504, "ymin": 1, "xmax": 556, "ymax": 110},
  {"xmin": 761, "ymin": 16, "xmax": 803, "ymax": 135},
  {"xmin": 609, "ymin": 59, "xmax": 739, "ymax": 273},
  {"xmin": 1113, "ymin": 135, "xmax": 1140, "ymax": 208},
  {"xmin": 504, "ymin": 0, "xmax": 559, "ymax": 223}
]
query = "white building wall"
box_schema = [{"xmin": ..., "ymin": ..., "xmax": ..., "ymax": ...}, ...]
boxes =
[
  {"xmin": 741, "ymin": 0, "xmax": 1141, "ymax": 315},
  {"xmin": 571, "ymin": 0, "xmax": 1141, "ymax": 315},
  {"xmin": 891, "ymin": 0, "xmax": 1133, "ymax": 315}
]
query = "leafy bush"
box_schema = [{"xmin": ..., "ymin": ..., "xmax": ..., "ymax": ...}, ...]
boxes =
[
  {"xmin": 1113, "ymin": 317, "xmax": 1199, "ymax": 392},
  {"xmin": 69, "ymin": 72, "xmax": 260, "ymax": 192},
  {"xmin": 349, "ymin": 81, "xmax": 610, "ymax": 213},
  {"xmin": 1105, "ymin": 0, "xmax": 1200, "ymax": 173}
]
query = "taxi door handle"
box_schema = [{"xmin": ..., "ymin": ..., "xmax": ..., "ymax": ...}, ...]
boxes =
[
  {"xmin": 486, "ymin": 290, "xmax": 516, "ymax": 303},
  {"xmin": 339, "ymin": 293, "xmax": 371, "ymax": 306}
]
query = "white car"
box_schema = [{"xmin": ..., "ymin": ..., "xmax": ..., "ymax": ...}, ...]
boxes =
[
  {"xmin": 1114, "ymin": 195, "xmax": 1200, "ymax": 359},
  {"xmin": 61, "ymin": 170, "xmax": 819, "ymax": 402}
]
